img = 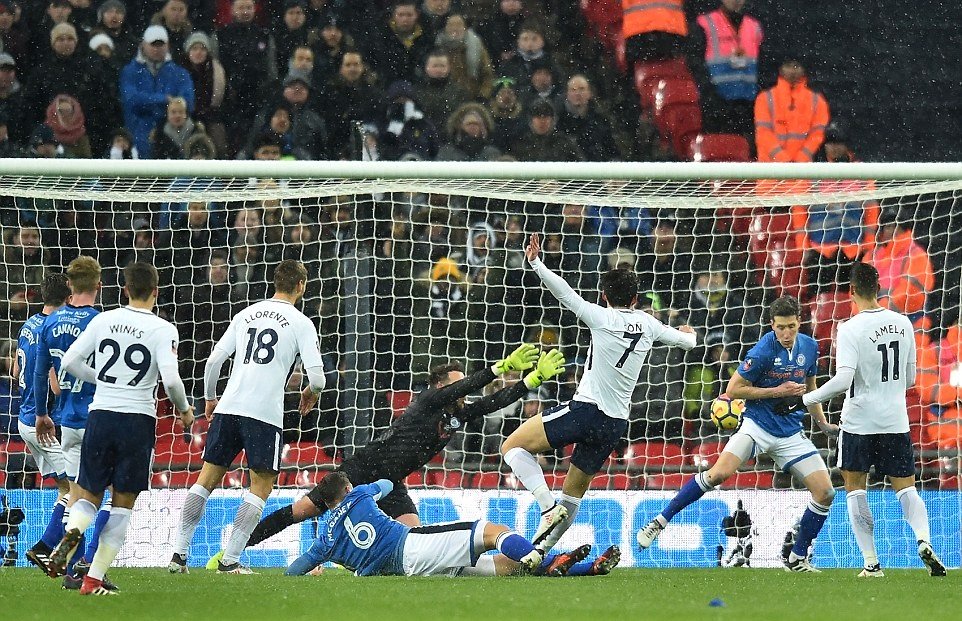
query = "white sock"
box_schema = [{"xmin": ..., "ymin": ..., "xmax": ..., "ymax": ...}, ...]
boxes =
[
  {"xmin": 222, "ymin": 492, "xmax": 266, "ymax": 565},
  {"xmin": 846, "ymin": 490, "xmax": 878, "ymax": 567},
  {"xmin": 896, "ymin": 486, "xmax": 931, "ymax": 543},
  {"xmin": 87, "ymin": 508, "xmax": 131, "ymax": 582},
  {"xmin": 65, "ymin": 498, "xmax": 97, "ymax": 534},
  {"xmin": 504, "ymin": 447, "xmax": 554, "ymax": 511},
  {"xmin": 539, "ymin": 494, "xmax": 582, "ymax": 551},
  {"xmin": 175, "ymin": 484, "xmax": 211, "ymax": 557},
  {"xmin": 460, "ymin": 555, "xmax": 497, "ymax": 576}
]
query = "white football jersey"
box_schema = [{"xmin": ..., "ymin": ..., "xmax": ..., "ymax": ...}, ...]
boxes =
[
  {"xmin": 64, "ymin": 307, "xmax": 181, "ymax": 418},
  {"xmin": 836, "ymin": 307, "xmax": 916, "ymax": 434},
  {"xmin": 213, "ymin": 299, "xmax": 324, "ymax": 428},
  {"xmin": 530, "ymin": 259, "xmax": 696, "ymax": 420}
]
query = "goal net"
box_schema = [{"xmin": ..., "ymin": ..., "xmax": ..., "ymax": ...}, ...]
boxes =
[{"xmin": 0, "ymin": 160, "xmax": 959, "ymax": 570}]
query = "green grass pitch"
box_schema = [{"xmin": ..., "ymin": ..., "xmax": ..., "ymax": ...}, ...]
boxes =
[{"xmin": 0, "ymin": 567, "xmax": 957, "ymax": 621}]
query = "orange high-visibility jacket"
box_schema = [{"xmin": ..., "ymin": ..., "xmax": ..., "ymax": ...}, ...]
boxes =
[
  {"xmin": 754, "ymin": 76, "xmax": 829, "ymax": 162},
  {"xmin": 868, "ymin": 229, "xmax": 935, "ymax": 318},
  {"xmin": 623, "ymin": 0, "xmax": 688, "ymax": 38}
]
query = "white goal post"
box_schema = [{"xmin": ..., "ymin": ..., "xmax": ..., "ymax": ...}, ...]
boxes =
[{"xmin": 0, "ymin": 159, "xmax": 959, "ymax": 570}]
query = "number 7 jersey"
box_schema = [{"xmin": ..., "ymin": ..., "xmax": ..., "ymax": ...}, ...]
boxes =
[
  {"xmin": 212, "ymin": 299, "xmax": 324, "ymax": 429},
  {"xmin": 835, "ymin": 307, "xmax": 917, "ymax": 434}
]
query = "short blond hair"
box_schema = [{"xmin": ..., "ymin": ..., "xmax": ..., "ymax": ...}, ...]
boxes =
[{"xmin": 66, "ymin": 256, "xmax": 102, "ymax": 294}]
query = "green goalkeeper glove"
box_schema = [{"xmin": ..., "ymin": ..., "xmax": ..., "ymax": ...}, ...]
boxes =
[
  {"xmin": 492, "ymin": 343, "xmax": 539, "ymax": 375},
  {"xmin": 524, "ymin": 349, "xmax": 566, "ymax": 389}
]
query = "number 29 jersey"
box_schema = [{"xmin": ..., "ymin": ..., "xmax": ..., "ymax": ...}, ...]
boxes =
[
  {"xmin": 65, "ymin": 306, "xmax": 181, "ymax": 418},
  {"xmin": 835, "ymin": 308, "xmax": 916, "ymax": 435},
  {"xmin": 213, "ymin": 299, "xmax": 324, "ymax": 429}
]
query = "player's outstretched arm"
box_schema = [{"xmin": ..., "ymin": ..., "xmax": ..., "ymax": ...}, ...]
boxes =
[
  {"xmin": 802, "ymin": 375, "xmax": 839, "ymax": 435},
  {"xmin": 525, "ymin": 233, "xmax": 607, "ymax": 329},
  {"xmin": 802, "ymin": 325, "xmax": 857, "ymax": 409},
  {"xmin": 463, "ymin": 349, "xmax": 566, "ymax": 422}
]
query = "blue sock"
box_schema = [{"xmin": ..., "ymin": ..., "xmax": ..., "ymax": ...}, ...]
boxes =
[
  {"xmin": 792, "ymin": 501, "xmax": 830, "ymax": 558},
  {"xmin": 537, "ymin": 555, "xmax": 554, "ymax": 573},
  {"xmin": 84, "ymin": 503, "xmax": 111, "ymax": 562},
  {"xmin": 40, "ymin": 495, "xmax": 68, "ymax": 548},
  {"xmin": 67, "ymin": 534, "xmax": 86, "ymax": 575},
  {"xmin": 565, "ymin": 560, "xmax": 594, "ymax": 576},
  {"xmin": 496, "ymin": 532, "xmax": 535, "ymax": 562},
  {"xmin": 661, "ymin": 472, "xmax": 713, "ymax": 522}
]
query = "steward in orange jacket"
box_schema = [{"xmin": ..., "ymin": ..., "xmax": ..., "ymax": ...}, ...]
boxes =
[
  {"xmin": 623, "ymin": 0, "xmax": 688, "ymax": 64},
  {"xmin": 868, "ymin": 213, "xmax": 934, "ymax": 324},
  {"xmin": 754, "ymin": 60, "xmax": 830, "ymax": 162}
]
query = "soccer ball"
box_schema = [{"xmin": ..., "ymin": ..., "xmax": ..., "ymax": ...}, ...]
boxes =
[{"xmin": 710, "ymin": 394, "xmax": 745, "ymax": 430}]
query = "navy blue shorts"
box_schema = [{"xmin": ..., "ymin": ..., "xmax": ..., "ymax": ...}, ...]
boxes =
[
  {"xmin": 837, "ymin": 430, "xmax": 915, "ymax": 478},
  {"xmin": 542, "ymin": 400, "xmax": 627, "ymax": 475},
  {"xmin": 77, "ymin": 410, "xmax": 156, "ymax": 495},
  {"xmin": 203, "ymin": 413, "xmax": 283, "ymax": 472}
]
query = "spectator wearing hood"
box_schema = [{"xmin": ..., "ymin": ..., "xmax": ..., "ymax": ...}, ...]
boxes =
[
  {"xmin": 0, "ymin": 53, "xmax": 26, "ymax": 144},
  {"xmin": 243, "ymin": 70, "xmax": 328, "ymax": 160},
  {"xmin": 92, "ymin": 0, "xmax": 139, "ymax": 64},
  {"xmin": 414, "ymin": 49, "xmax": 470, "ymax": 134},
  {"xmin": 375, "ymin": 79, "xmax": 439, "ymax": 161},
  {"xmin": 434, "ymin": 13, "xmax": 494, "ymax": 99},
  {"xmin": 24, "ymin": 22, "xmax": 118, "ymax": 152},
  {"xmin": 28, "ymin": 123, "xmax": 61, "ymax": 158},
  {"xmin": 44, "ymin": 93, "xmax": 90, "ymax": 157},
  {"xmin": 180, "ymin": 30, "xmax": 227, "ymax": 157},
  {"xmin": 310, "ymin": 16, "xmax": 355, "ymax": 88},
  {"xmin": 119, "ymin": 25, "xmax": 195, "ymax": 158},
  {"xmin": 508, "ymin": 98, "xmax": 583, "ymax": 162},
  {"xmin": 437, "ymin": 103, "xmax": 501, "ymax": 162}
]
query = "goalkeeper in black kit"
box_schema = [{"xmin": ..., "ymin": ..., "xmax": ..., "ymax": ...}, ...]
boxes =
[{"xmin": 232, "ymin": 344, "xmax": 619, "ymax": 576}]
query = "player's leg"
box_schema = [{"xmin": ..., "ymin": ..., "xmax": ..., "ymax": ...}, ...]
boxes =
[
  {"xmin": 501, "ymin": 411, "xmax": 555, "ymax": 512},
  {"xmin": 842, "ymin": 469, "xmax": 882, "ymax": 576},
  {"xmin": 218, "ymin": 417, "xmax": 282, "ymax": 573},
  {"xmin": 171, "ymin": 412, "xmax": 240, "ymax": 571},
  {"xmin": 883, "ymin": 433, "xmax": 946, "ymax": 577},
  {"xmin": 637, "ymin": 434, "xmax": 751, "ymax": 549},
  {"xmin": 780, "ymin": 437, "xmax": 834, "ymax": 573},
  {"xmin": 60, "ymin": 427, "xmax": 99, "ymax": 577},
  {"xmin": 18, "ymin": 420, "xmax": 69, "ymax": 569}
]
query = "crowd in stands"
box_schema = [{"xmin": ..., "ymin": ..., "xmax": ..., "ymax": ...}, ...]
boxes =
[{"xmin": 0, "ymin": 0, "xmax": 960, "ymax": 487}]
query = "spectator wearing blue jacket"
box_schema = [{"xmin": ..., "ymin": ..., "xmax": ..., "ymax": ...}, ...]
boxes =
[{"xmin": 120, "ymin": 25, "xmax": 194, "ymax": 158}]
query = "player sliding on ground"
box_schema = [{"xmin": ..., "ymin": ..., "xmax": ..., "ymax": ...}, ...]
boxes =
[
  {"xmin": 637, "ymin": 295, "xmax": 838, "ymax": 572},
  {"xmin": 801, "ymin": 263, "xmax": 946, "ymax": 577},
  {"xmin": 170, "ymin": 260, "xmax": 327, "ymax": 575},
  {"xmin": 502, "ymin": 233, "xmax": 697, "ymax": 556},
  {"xmin": 234, "ymin": 345, "xmax": 617, "ymax": 576},
  {"xmin": 284, "ymin": 472, "xmax": 557, "ymax": 577},
  {"xmin": 40, "ymin": 262, "xmax": 195, "ymax": 595}
]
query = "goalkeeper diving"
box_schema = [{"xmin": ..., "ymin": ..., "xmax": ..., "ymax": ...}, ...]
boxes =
[{"xmin": 200, "ymin": 343, "xmax": 617, "ymax": 576}]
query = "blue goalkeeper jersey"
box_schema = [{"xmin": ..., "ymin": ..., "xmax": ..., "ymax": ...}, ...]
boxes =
[
  {"xmin": 16, "ymin": 312, "xmax": 49, "ymax": 426},
  {"xmin": 736, "ymin": 331, "xmax": 819, "ymax": 438},
  {"xmin": 34, "ymin": 304, "xmax": 99, "ymax": 429},
  {"xmin": 293, "ymin": 480, "xmax": 410, "ymax": 576}
]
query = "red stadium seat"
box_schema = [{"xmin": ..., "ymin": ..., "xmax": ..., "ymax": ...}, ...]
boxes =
[
  {"xmin": 689, "ymin": 133, "xmax": 751, "ymax": 162},
  {"xmin": 282, "ymin": 443, "xmax": 336, "ymax": 468},
  {"xmin": 405, "ymin": 471, "xmax": 425, "ymax": 487},
  {"xmin": 579, "ymin": 0, "xmax": 623, "ymax": 58},
  {"xmin": 661, "ymin": 105, "xmax": 703, "ymax": 158},
  {"xmin": 748, "ymin": 211, "xmax": 808, "ymax": 298},
  {"xmin": 386, "ymin": 390, "xmax": 413, "ymax": 418},
  {"xmin": 810, "ymin": 291, "xmax": 853, "ymax": 358},
  {"xmin": 153, "ymin": 435, "xmax": 205, "ymax": 469},
  {"xmin": 719, "ymin": 472, "xmax": 774, "ymax": 489},
  {"xmin": 644, "ymin": 473, "xmax": 687, "ymax": 490},
  {"xmin": 654, "ymin": 78, "xmax": 700, "ymax": 117},
  {"xmin": 437, "ymin": 471, "xmax": 472, "ymax": 488},
  {"xmin": 152, "ymin": 471, "xmax": 194, "ymax": 489},
  {"xmin": 473, "ymin": 472, "xmax": 503, "ymax": 489},
  {"xmin": 634, "ymin": 58, "xmax": 692, "ymax": 109},
  {"xmin": 625, "ymin": 442, "xmax": 686, "ymax": 469}
]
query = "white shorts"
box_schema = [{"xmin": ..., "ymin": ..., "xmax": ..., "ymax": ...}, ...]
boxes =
[
  {"xmin": 18, "ymin": 420, "xmax": 66, "ymax": 479},
  {"xmin": 61, "ymin": 427, "xmax": 85, "ymax": 480},
  {"xmin": 401, "ymin": 520, "xmax": 487, "ymax": 577},
  {"xmin": 724, "ymin": 418, "xmax": 827, "ymax": 479}
]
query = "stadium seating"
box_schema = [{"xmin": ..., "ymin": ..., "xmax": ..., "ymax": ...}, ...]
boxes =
[
  {"xmin": 718, "ymin": 472, "xmax": 775, "ymax": 489},
  {"xmin": 634, "ymin": 58, "xmax": 693, "ymax": 109},
  {"xmin": 282, "ymin": 443, "xmax": 336, "ymax": 468},
  {"xmin": 473, "ymin": 472, "xmax": 503, "ymax": 489},
  {"xmin": 643, "ymin": 473, "xmax": 687, "ymax": 489},
  {"xmin": 624, "ymin": 441, "xmax": 686, "ymax": 469},
  {"xmin": 810, "ymin": 291, "xmax": 853, "ymax": 358},
  {"xmin": 386, "ymin": 390, "xmax": 414, "ymax": 418},
  {"xmin": 689, "ymin": 133, "xmax": 752, "ymax": 162},
  {"xmin": 748, "ymin": 211, "xmax": 809, "ymax": 300}
]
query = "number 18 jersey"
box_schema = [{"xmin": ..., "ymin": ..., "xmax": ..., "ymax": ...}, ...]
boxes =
[
  {"xmin": 213, "ymin": 299, "xmax": 324, "ymax": 429},
  {"xmin": 835, "ymin": 307, "xmax": 916, "ymax": 434}
]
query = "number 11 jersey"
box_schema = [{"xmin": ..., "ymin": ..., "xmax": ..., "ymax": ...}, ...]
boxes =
[
  {"xmin": 213, "ymin": 299, "xmax": 324, "ymax": 429},
  {"xmin": 836, "ymin": 307, "xmax": 916, "ymax": 434}
]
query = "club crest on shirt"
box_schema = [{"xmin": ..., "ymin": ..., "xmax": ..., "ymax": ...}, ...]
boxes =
[
  {"xmin": 743, "ymin": 358, "xmax": 753, "ymax": 370},
  {"xmin": 796, "ymin": 354, "xmax": 806, "ymax": 366}
]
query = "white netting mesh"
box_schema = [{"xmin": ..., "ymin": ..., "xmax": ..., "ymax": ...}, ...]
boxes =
[{"xmin": 1, "ymin": 162, "xmax": 960, "ymax": 569}]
